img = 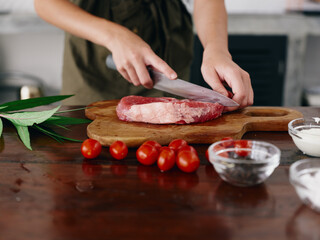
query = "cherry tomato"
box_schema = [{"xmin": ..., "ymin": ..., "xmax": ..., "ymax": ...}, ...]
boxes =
[
  {"xmin": 205, "ymin": 148, "xmax": 210, "ymax": 161},
  {"xmin": 176, "ymin": 150, "xmax": 200, "ymax": 173},
  {"xmin": 81, "ymin": 139, "xmax": 102, "ymax": 159},
  {"xmin": 168, "ymin": 139, "xmax": 188, "ymax": 152},
  {"xmin": 220, "ymin": 137, "xmax": 234, "ymax": 148},
  {"xmin": 213, "ymin": 144, "xmax": 228, "ymax": 158},
  {"xmin": 142, "ymin": 140, "xmax": 162, "ymax": 152},
  {"xmin": 136, "ymin": 143, "xmax": 159, "ymax": 165},
  {"xmin": 109, "ymin": 140, "xmax": 128, "ymax": 160},
  {"xmin": 157, "ymin": 147, "xmax": 176, "ymax": 172},
  {"xmin": 178, "ymin": 145, "xmax": 198, "ymax": 155},
  {"xmin": 160, "ymin": 146, "xmax": 171, "ymax": 152},
  {"xmin": 234, "ymin": 140, "xmax": 252, "ymax": 157}
]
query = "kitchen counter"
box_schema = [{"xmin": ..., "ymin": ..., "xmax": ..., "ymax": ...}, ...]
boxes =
[{"xmin": 0, "ymin": 106, "xmax": 319, "ymax": 240}]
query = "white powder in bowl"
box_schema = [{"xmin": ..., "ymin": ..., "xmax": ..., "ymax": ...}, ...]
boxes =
[{"xmin": 293, "ymin": 128, "xmax": 320, "ymax": 157}]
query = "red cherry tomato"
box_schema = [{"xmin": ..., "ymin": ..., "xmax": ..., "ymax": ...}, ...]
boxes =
[
  {"xmin": 157, "ymin": 147, "xmax": 176, "ymax": 172},
  {"xmin": 81, "ymin": 139, "xmax": 102, "ymax": 159},
  {"xmin": 205, "ymin": 148, "xmax": 210, "ymax": 161},
  {"xmin": 136, "ymin": 143, "xmax": 159, "ymax": 166},
  {"xmin": 109, "ymin": 140, "xmax": 128, "ymax": 160},
  {"xmin": 160, "ymin": 146, "xmax": 171, "ymax": 152},
  {"xmin": 220, "ymin": 137, "xmax": 234, "ymax": 148},
  {"xmin": 178, "ymin": 145, "xmax": 198, "ymax": 155},
  {"xmin": 234, "ymin": 140, "xmax": 252, "ymax": 157},
  {"xmin": 142, "ymin": 140, "xmax": 162, "ymax": 152},
  {"xmin": 168, "ymin": 139, "xmax": 188, "ymax": 152},
  {"xmin": 213, "ymin": 144, "xmax": 228, "ymax": 158},
  {"xmin": 176, "ymin": 150, "xmax": 200, "ymax": 173}
]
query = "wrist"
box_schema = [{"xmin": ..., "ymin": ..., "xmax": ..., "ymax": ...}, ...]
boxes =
[{"xmin": 204, "ymin": 43, "xmax": 231, "ymax": 59}]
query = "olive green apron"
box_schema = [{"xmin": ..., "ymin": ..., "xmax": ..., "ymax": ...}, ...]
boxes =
[{"xmin": 61, "ymin": 0, "xmax": 193, "ymax": 105}]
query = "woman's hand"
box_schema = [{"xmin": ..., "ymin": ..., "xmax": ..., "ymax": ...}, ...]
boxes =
[
  {"xmin": 201, "ymin": 44, "xmax": 254, "ymax": 112},
  {"xmin": 106, "ymin": 24, "xmax": 177, "ymax": 89},
  {"xmin": 34, "ymin": 0, "xmax": 176, "ymax": 89}
]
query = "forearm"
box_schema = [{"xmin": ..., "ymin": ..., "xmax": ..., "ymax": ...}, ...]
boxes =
[
  {"xmin": 34, "ymin": 0, "xmax": 121, "ymax": 49},
  {"xmin": 193, "ymin": 0, "xmax": 229, "ymax": 53}
]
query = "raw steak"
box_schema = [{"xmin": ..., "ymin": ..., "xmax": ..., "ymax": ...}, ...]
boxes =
[{"xmin": 116, "ymin": 96, "xmax": 224, "ymax": 124}]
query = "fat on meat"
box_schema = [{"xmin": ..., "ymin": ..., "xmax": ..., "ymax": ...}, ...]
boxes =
[{"xmin": 116, "ymin": 96, "xmax": 224, "ymax": 124}]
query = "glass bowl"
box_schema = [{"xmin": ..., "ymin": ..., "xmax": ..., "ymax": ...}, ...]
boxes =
[
  {"xmin": 208, "ymin": 139, "xmax": 281, "ymax": 187},
  {"xmin": 288, "ymin": 117, "xmax": 320, "ymax": 157},
  {"xmin": 290, "ymin": 159, "xmax": 320, "ymax": 213}
]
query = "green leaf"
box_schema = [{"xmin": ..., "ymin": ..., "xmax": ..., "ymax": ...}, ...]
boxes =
[
  {"xmin": 33, "ymin": 125, "xmax": 83, "ymax": 143},
  {"xmin": 13, "ymin": 124, "xmax": 32, "ymax": 150},
  {"xmin": 0, "ymin": 118, "xmax": 2, "ymax": 137},
  {"xmin": 3, "ymin": 106, "xmax": 60, "ymax": 127},
  {"xmin": 34, "ymin": 125, "xmax": 64, "ymax": 143},
  {"xmin": 56, "ymin": 106, "xmax": 89, "ymax": 114},
  {"xmin": 0, "ymin": 95, "xmax": 73, "ymax": 112},
  {"xmin": 44, "ymin": 115, "xmax": 91, "ymax": 125}
]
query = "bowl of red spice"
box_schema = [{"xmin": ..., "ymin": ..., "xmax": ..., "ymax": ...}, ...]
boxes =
[{"xmin": 208, "ymin": 139, "xmax": 281, "ymax": 187}]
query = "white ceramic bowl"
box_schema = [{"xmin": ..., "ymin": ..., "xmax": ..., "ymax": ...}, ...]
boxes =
[
  {"xmin": 290, "ymin": 159, "xmax": 320, "ymax": 213},
  {"xmin": 208, "ymin": 139, "xmax": 280, "ymax": 187},
  {"xmin": 288, "ymin": 118, "xmax": 320, "ymax": 157}
]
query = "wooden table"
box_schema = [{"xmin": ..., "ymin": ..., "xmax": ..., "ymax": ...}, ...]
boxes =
[{"xmin": 0, "ymin": 107, "xmax": 319, "ymax": 240}]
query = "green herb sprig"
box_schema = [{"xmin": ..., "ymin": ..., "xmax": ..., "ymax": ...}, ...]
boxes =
[{"xmin": 0, "ymin": 95, "xmax": 91, "ymax": 150}]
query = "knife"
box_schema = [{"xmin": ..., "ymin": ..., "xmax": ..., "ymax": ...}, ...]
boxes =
[{"xmin": 106, "ymin": 55, "xmax": 239, "ymax": 107}]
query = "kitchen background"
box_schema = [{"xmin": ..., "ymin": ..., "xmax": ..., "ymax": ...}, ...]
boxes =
[{"xmin": 0, "ymin": 0, "xmax": 320, "ymax": 106}]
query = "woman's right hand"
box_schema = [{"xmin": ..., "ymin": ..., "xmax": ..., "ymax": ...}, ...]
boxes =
[
  {"xmin": 34, "ymin": 0, "xmax": 176, "ymax": 89},
  {"xmin": 105, "ymin": 23, "xmax": 177, "ymax": 89}
]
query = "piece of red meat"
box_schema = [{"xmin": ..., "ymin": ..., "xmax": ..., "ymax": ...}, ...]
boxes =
[{"xmin": 116, "ymin": 96, "xmax": 224, "ymax": 124}]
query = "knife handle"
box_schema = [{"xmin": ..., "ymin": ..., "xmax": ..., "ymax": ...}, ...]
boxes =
[{"xmin": 106, "ymin": 55, "xmax": 117, "ymax": 70}]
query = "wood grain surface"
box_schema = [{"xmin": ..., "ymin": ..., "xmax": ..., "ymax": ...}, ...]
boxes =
[
  {"xmin": 85, "ymin": 100, "xmax": 303, "ymax": 147},
  {"xmin": 0, "ymin": 106, "xmax": 319, "ymax": 240}
]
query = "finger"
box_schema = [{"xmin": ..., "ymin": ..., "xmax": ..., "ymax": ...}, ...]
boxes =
[
  {"xmin": 148, "ymin": 55, "xmax": 177, "ymax": 80},
  {"xmin": 118, "ymin": 68, "xmax": 132, "ymax": 84},
  {"xmin": 243, "ymin": 72, "xmax": 254, "ymax": 106},
  {"xmin": 249, "ymin": 86, "xmax": 254, "ymax": 106},
  {"xmin": 226, "ymin": 72, "xmax": 247, "ymax": 106},
  {"xmin": 124, "ymin": 64, "xmax": 140, "ymax": 86},
  {"xmin": 201, "ymin": 65, "xmax": 228, "ymax": 97},
  {"xmin": 222, "ymin": 71, "xmax": 249, "ymax": 112},
  {"xmin": 238, "ymin": 71, "xmax": 253, "ymax": 108},
  {"xmin": 134, "ymin": 62, "xmax": 153, "ymax": 89}
]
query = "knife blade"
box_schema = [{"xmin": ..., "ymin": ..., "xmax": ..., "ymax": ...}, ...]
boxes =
[{"xmin": 106, "ymin": 55, "xmax": 239, "ymax": 107}]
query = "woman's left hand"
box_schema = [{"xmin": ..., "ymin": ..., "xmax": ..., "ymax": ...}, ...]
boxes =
[{"xmin": 201, "ymin": 44, "xmax": 254, "ymax": 112}]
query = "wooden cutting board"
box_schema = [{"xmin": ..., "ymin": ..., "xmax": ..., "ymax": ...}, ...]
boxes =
[{"xmin": 85, "ymin": 100, "xmax": 303, "ymax": 147}]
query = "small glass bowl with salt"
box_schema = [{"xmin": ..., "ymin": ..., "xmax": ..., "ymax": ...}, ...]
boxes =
[
  {"xmin": 290, "ymin": 159, "xmax": 320, "ymax": 213},
  {"xmin": 208, "ymin": 139, "xmax": 280, "ymax": 187},
  {"xmin": 288, "ymin": 117, "xmax": 320, "ymax": 157}
]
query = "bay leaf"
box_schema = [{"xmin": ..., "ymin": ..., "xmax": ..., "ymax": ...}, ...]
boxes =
[
  {"xmin": 44, "ymin": 115, "xmax": 91, "ymax": 125},
  {"xmin": 13, "ymin": 124, "xmax": 32, "ymax": 150},
  {"xmin": 4, "ymin": 106, "xmax": 60, "ymax": 127},
  {"xmin": 0, "ymin": 118, "xmax": 2, "ymax": 137},
  {"xmin": 0, "ymin": 95, "xmax": 72, "ymax": 112}
]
